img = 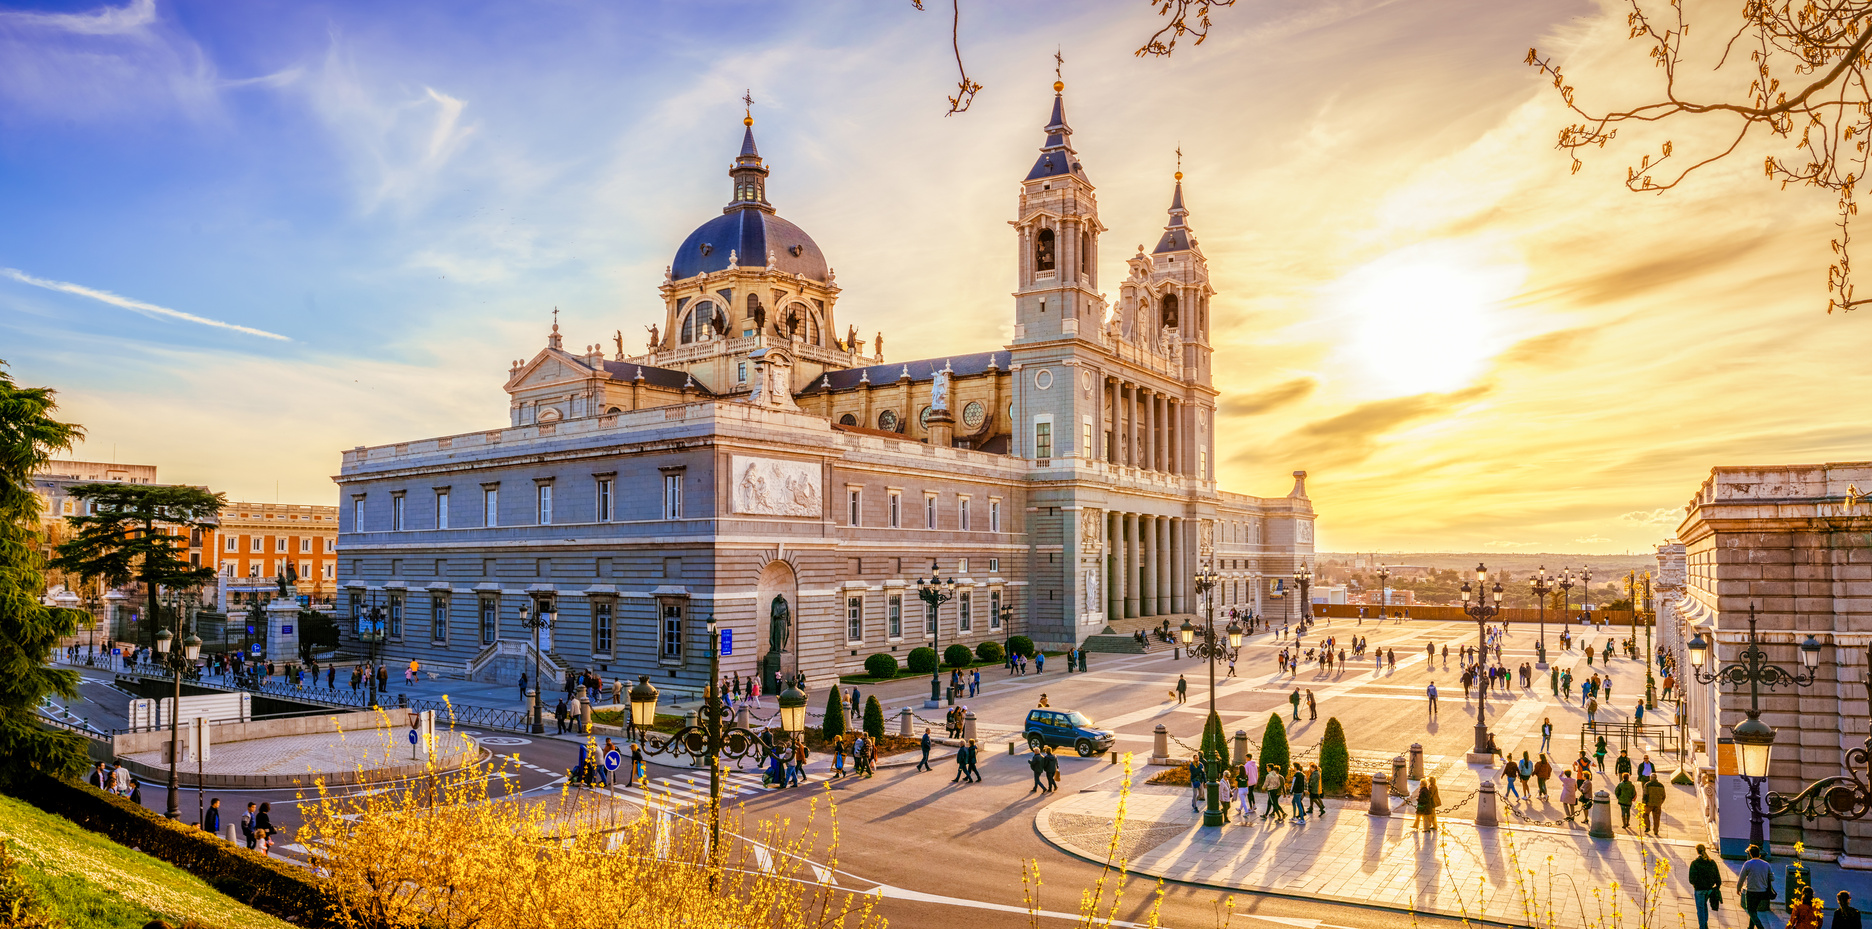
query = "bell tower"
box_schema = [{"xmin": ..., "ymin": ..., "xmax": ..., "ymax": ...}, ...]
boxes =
[
  {"xmin": 1150, "ymin": 169, "xmax": 1214, "ymax": 390},
  {"xmin": 1011, "ymin": 78, "xmax": 1106, "ymax": 344}
]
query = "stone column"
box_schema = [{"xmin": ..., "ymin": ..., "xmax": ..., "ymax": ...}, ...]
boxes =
[
  {"xmin": 1125, "ymin": 384, "xmax": 1138, "ymax": 467},
  {"xmin": 1167, "ymin": 399, "xmax": 1178, "ymax": 475},
  {"xmin": 1156, "ymin": 516, "xmax": 1172, "ymax": 615},
  {"xmin": 1108, "ymin": 510, "xmax": 1124, "ymax": 621},
  {"xmin": 1171, "ymin": 518, "xmax": 1186, "ymax": 614},
  {"xmin": 1137, "ymin": 387, "xmax": 1151, "ymax": 470},
  {"xmin": 1139, "ymin": 515, "xmax": 1157, "ymax": 618},
  {"xmin": 1155, "ymin": 395, "xmax": 1168, "ymax": 472},
  {"xmin": 1125, "ymin": 513, "xmax": 1141, "ymax": 619}
]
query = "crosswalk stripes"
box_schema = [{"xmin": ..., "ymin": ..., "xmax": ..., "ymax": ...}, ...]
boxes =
[{"xmin": 590, "ymin": 769, "xmax": 771, "ymax": 812}]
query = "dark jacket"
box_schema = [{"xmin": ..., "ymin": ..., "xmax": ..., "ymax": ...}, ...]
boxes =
[
  {"xmin": 1688, "ymin": 855, "xmax": 1722, "ymax": 890},
  {"xmin": 203, "ymin": 806, "xmax": 220, "ymax": 833},
  {"xmin": 1834, "ymin": 904, "xmax": 1864, "ymax": 929},
  {"xmin": 1615, "ymin": 779, "xmax": 1637, "ymax": 805},
  {"xmin": 920, "ymin": 732, "xmax": 932, "ymax": 753}
]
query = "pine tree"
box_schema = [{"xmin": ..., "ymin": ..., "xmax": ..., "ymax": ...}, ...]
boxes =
[
  {"xmin": 1200, "ymin": 711, "xmax": 1228, "ymax": 779},
  {"xmin": 821, "ymin": 684, "xmax": 846, "ymax": 740},
  {"xmin": 863, "ymin": 695, "xmax": 885, "ymax": 740},
  {"xmin": 1260, "ymin": 713, "xmax": 1290, "ymax": 779},
  {"xmin": 1320, "ymin": 717, "xmax": 1350, "ymax": 792},
  {"xmin": 50, "ymin": 482, "xmax": 221, "ymax": 649}
]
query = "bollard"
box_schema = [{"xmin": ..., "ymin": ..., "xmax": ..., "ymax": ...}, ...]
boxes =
[
  {"xmin": 1589, "ymin": 789, "xmax": 1614, "ymax": 838},
  {"xmin": 1476, "ymin": 781, "xmax": 1499, "ymax": 826},
  {"xmin": 579, "ymin": 700, "xmax": 592, "ymax": 733},
  {"xmin": 1149, "ymin": 724, "xmax": 1172, "ymax": 765},
  {"xmin": 1009, "ymin": 741, "xmax": 1017, "ymax": 756},
  {"xmin": 897, "ymin": 707, "xmax": 913, "ymax": 738},
  {"xmin": 1232, "ymin": 730, "xmax": 1248, "ymax": 768},
  {"xmin": 225, "ymin": 821, "xmax": 238, "ymax": 844},
  {"xmin": 1390, "ymin": 756, "xmax": 1409, "ymax": 796},
  {"xmin": 684, "ymin": 710, "xmax": 697, "ymax": 730},
  {"xmin": 964, "ymin": 711, "xmax": 978, "ymax": 741},
  {"xmin": 1369, "ymin": 773, "xmax": 1391, "ymax": 816},
  {"xmin": 734, "ymin": 704, "xmax": 749, "ymax": 729},
  {"xmin": 1409, "ymin": 743, "xmax": 1424, "ymax": 781}
]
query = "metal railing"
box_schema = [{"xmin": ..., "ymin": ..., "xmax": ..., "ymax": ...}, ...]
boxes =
[{"xmin": 1577, "ymin": 720, "xmax": 1681, "ymax": 758}]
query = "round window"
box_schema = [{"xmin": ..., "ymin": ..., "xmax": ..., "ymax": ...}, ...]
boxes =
[
  {"xmin": 919, "ymin": 406, "xmax": 933, "ymax": 426},
  {"xmin": 878, "ymin": 410, "xmax": 899, "ymax": 431},
  {"xmin": 1034, "ymin": 368, "xmax": 1054, "ymax": 390},
  {"xmin": 962, "ymin": 401, "xmax": 985, "ymax": 429}
]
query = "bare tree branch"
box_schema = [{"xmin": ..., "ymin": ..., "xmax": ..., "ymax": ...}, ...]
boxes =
[
  {"xmin": 1530, "ymin": 0, "xmax": 1872, "ymax": 313},
  {"xmin": 1137, "ymin": 0, "xmax": 1238, "ymax": 58},
  {"xmin": 912, "ymin": 0, "xmax": 982, "ymax": 115}
]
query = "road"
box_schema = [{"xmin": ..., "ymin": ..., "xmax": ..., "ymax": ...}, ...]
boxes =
[{"xmin": 54, "ymin": 616, "xmax": 1656, "ymax": 929}]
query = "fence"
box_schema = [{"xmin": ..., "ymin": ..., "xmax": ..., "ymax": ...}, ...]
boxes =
[
  {"xmin": 1311, "ymin": 603, "xmax": 1639, "ymax": 626},
  {"xmin": 117, "ymin": 669, "xmax": 534, "ymax": 734},
  {"xmin": 1577, "ymin": 720, "xmax": 1681, "ymax": 759}
]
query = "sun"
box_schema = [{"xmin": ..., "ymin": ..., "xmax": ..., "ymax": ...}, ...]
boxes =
[{"xmin": 1324, "ymin": 240, "xmax": 1526, "ymax": 397}]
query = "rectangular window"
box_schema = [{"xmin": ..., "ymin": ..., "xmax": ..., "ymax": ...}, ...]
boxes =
[
  {"xmin": 846, "ymin": 596, "xmax": 864, "ymax": 641},
  {"xmin": 959, "ymin": 591, "xmax": 973, "ymax": 632},
  {"xmin": 737, "ymin": 362, "xmax": 747, "ymax": 383},
  {"xmin": 990, "ymin": 589, "xmax": 1003, "ymax": 628},
  {"xmin": 1082, "ymin": 417, "xmax": 1093, "ymax": 458},
  {"xmin": 990, "ymin": 500, "xmax": 1001, "ymax": 533},
  {"xmin": 1199, "ymin": 449, "xmax": 1207, "ymax": 479},
  {"xmin": 436, "ymin": 491, "xmax": 449, "ymax": 529},
  {"xmin": 298, "ymin": 560, "xmax": 311, "ymax": 579},
  {"xmin": 925, "ymin": 602, "xmax": 938, "ymax": 636},
  {"xmin": 325, "ymin": 537, "xmax": 334, "ymax": 553},
  {"xmin": 387, "ymin": 597, "xmax": 403, "ymax": 638},
  {"xmin": 1034, "ymin": 422, "xmax": 1053, "ymax": 459},
  {"xmin": 989, "ymin": 557, "xmax": 1000, "ymax": 573},
  {"xmin": 957, "ymin": 557, "xmax": 969, "ymax": 574},
  {"xmin": 888, "ymin": 594, "xmax": 902, "ymax": 638},
  {"xmin": 848, "ymin": 489, "xmax": 861, "ymax": 526},
  {"xmin": 299, "ymin": 537, "xmax": 311, "ymax": 553},
  {"xmin": 479, "ymin": 599, "xmax": 497, "ymax": 645},
  {"xmin": 663, "ymin": 474, "xmax": 682, "ymax": 520},
  {"xmin": 431, "ymin": 598, "xmax": 447, "ymax": 641},
  {"xmin": 247, "ymin": 562, "xmax": 260, "ymax": 578},
  {"xmin": 888, "ymin": 492, "xmax": 901, "ymax": 528},
  {"xmin": 597, "ymin": 479, "xmax": 614, "ymax": 522},
  {"xmin": 536, "ymin": 485, "xmax": 552, "ymax": 524},
  {"xmin": 660, "ymin": 602, "xmax": 684, "ymax": 660},
  {"xmin": 393, "ymin": 495, "xmax": 407, "ymax": 531},
  {"xmin": 352, "ymin": 497, "xmax": 364, "ymax": 532},
  {"xmin": 323, "ymin": 563, "xmax": 334, "ymax": 580},
  {"xmin": 483, "ymin": 487, "xmax": 499, "ymax": 527},
  {"xmin": 924, "ymin": 494, "xmax": 937, "ymax": 529},
  {"xmin": 595, "ymin": 602, "xmax": 614, "ymax": 654},
  {"xmin": 959, "ymin": 497, "xmax": 970, "ymax": 531},
  {"xmin": 224, "ymin": 535, "xmax": 236, "ymax": 552}
]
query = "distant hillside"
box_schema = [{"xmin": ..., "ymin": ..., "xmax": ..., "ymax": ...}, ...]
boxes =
[{"xmin": 1313, "ymin": 552, "xmax": 1658, "ymax": 610}]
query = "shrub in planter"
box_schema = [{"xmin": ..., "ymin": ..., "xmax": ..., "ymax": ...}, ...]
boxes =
[
  {"xmin": 974, "ymin": 641, "xmax": 1005, "ymax": 664},
  {"xmin": 821, "ymin": 686, "xmax": 847, "ymax": 740},
  {"xmin": 1007, "ymin": 635, "xmax": 1035, "ymax": 659},
  {"xmin": 863, "ymin": 696, "xmax": 885, "ymax": 740},
  {"xmin": 943, "ymin": 644, "xmax": 973, "ymax": 668},
  {"xmin": 1320, "ymin": 717, "xmax": 1350, "ymax": 793},
  {"xmin": 864, "ymin": 653, "xmax": 899, "ymax": 679},
  {"xmin": 1260, "ymin": 713, "xmax": 1290, "ymax": 780},
  {"xmin": 906, "ymin": 647, "xmax": 938, "ymax": 674}
]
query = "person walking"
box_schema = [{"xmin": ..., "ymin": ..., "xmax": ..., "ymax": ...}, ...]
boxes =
[
  {"xmin": 1738, "ymin": 843, "xmax": 1775, "ymax": 929},
  {"xmin": 1615, "ymin": 749, "xmax": 1634, "ymax": 780},
  {"xmin": 1688, "ymin": 844, "xmax": 1722, "ymax": 929},
  {"xmin": 1289, "ymin": 688, "xmax": 1302, "ymax": 721},
  {"xmin": 1306, "ymin": 689, "xmax": 1317, "ymax": 721},
  {"xmin": 1029, "ymin": 748, "xmax": 1049, "ymax": 794},
  {"xmin": 951, "ymin": 738, "xmax": 971, "ymax": 784},
  {"xmin": 916, "ymin": 728, "xmax": 933, "ymax": 772},
  {"xmin": 1188, "ymin": 755, "xmax": 1206, "ymax": 812},
  {"xmin": 1594, "ymin": 735, "xmax": 1609, "ymax": 772},
  {"xmin": 1643, "ymin": 774, "xmax": 1667, "ymax": 835},
  {"xmin": 1414, "ymin": 776, "xmax": 1439, "ymax": 831},
  {"xmin": 1236, "ymin": 760, "xmax": 1256, "ymax": 821},
  {"xmin": 1517, "ymin": 752, "xmax": 1533, "ymax": 798},
  {"xmin": 965, "ymin": 739, "xmax": 983, "ymax": 782},
  {"xmin": 631, "ymin": 742, "xmax": 647, "ymax": 787},
  {"xmin": 1835, "ymin": 891, "xmax": 1863, "ymax": 929},
  {"xmin": 1559, "ymin": 768, "xmax": 1578, "ymax": 823},
  {"xmin": 253, "ymin": 802, "xmax": 274, "ymax": 855},
  {"xmin": 1307, "ymin": 763, "xmax": 1325, "ymax": 816},
  {"xmin": 1615, "ymin": 772, "xmax": 1637, "ymax": 829},
  {"xmin": 1501, "ymin": 756, "xmax": 1523, "ymax": 800},
  {"xmin": 832, "ymin": 739, "xmax": 847, "ymax": 780},
  {"xmin": 1541, "ymin": 718, "xmax": 1553, "ymax": 754},
  {"xmin": 1175, "ymin": 675, "xmax": 1188, "ymax": 705},
  {"xmin": 1534, "ymin": 753, "xmax": 1553, "ymax": 800},
  {"xmin": 1044, "ymin": 747, "xmax": 1061, "ymax": 792},
  {"xmin": 1639, "ymin": 754, "xmax": 1657, "ymax": 780},
  {"xmin": 1426, "ymin": 681, "xmax": 1438, "ymax": 717},
  {"xmin": 241, "ymin": 802, "xmax": 258, "ymax": 849},
  {"xmin": 203, "ymin": 797, "xmax": 221, "ymax": 835},
  {"xmin": 1261, "ymin": 765, "xmax": 1286, "ymax": 822},
  {"xmin": 1289, "ymin": 764, "xmax": 1309, "ymax": 824}
]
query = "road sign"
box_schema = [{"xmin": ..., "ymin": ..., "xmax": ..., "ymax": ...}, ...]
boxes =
[
  {"xmin": 408, "ymin": 729, "xmax": 420, "ymax": 745},
  {"xmin": 280, "ymin": 625, "xmax": 293, "ymax": 635},
  {"xmin": 720, "ymin": 628, "xmax": 733, "ymax": 656},
  {"xmin": 604, "ymin": 749, "xmax": 622, "ymax": 771},
  {"xmin": 249, "ymin": 644, "xmax": 262, "ymax": 656}
]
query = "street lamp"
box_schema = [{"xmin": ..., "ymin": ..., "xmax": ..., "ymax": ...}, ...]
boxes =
[
  {"xmin": 519, "ymin": 599, "xmax": 555, "ymax": 734},
  {"xmin": 1186, "ymin": 561, "xmax": 1241, "ymax": 828},
  {"xmin": 356, "ymin": 597, "xmax": 388, "ymax": 708},
  {"xmin": 1375, "ymin": 565, "xmax": 1392, "ymax": 622},
  {"xmin": 1556, "ymin": 568, "xmax": 1577, "ymax": 645},
  {"xmin": 1292, "ymin": 562, "xmax": 1313, "ymax": 627},
  {"xmin": 1459, "ymin": 563, "xmax": 1505, "ymax": 757},
  {"xmin": 916, "ymin": 560, "xmax": 957, "ymax": 708},
  {"xmin": 152, "ymin": 605, "xmax": 201, "ymax": 820},
  {"xmin": 1629, "ymin": 571, "xmax": 1657, "ymax": 709},
  {"xmin": 1529, "ymin": 566, "xmax": 1554, "ymax": 669},
  {"xmin": 1686, "ymin": 603, "xmax": 1821, "ymax": 854},
  {"xmin": 1769, "ymin": 641, "xmax": 1872, "ymax": 823},
  {"xmin": 630, "ymin": 618, "xmax": 804, "ymax": 880}
]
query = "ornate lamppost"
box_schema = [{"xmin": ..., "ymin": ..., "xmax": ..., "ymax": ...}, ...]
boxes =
[
  {"xmin": 1630, "ymin": 571, "xmax": 1657, "ymax": 709},
  {"xmin": 1182, "ymin": 561, "xmax": 1242, "ymax": 828},
  {"xmin": 1529, "ymin": 566, "xmax": 1554, "ymax": 669},
  {"xmin": 1579, "ymin": 567, "xmax": 1594, "ymax": 622},
  {"xmin": 1555, "ymin": 568, "xmax": 1577, "ymax": 647},
  {"xmin": 152, "ymin": 606, "xmax": 201, "ymax": 820},
  {"xmin": 917, "ymin": 560, "xmax": 957, "ymax": 708},
  {"xmin": 1460, "ymin": 564, "xmax": 1504, "ymax": 756},
  {"xmin": 519, "ymin": 598, "xmax": 555, "ymax": 734},
  {"xmin": 630, "ymin": 615, "xmax": 806, "ymax": 877},
  {"xmin": 1769, "ymin": 642, "xmax": 1872, "ymax": 824},
  {"xmin": 1375, "ymin": 564, "xmax": 1392, "ymax": 623},
  {"xmin": 1292, "ymin": 562, "xmax": 1312, "ymax": 627},
  {"xmin": 1686, "ymin": 604, "xmax": 1821, "ymax": 855},
  {"xmin": 357, "ymin": 595, "xmax": 387, "ymax": 708}
]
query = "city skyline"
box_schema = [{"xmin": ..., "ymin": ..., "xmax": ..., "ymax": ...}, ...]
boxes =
[{"xmin": 4, "ymin": 0, "xmax": 1869, "ymax": 555}]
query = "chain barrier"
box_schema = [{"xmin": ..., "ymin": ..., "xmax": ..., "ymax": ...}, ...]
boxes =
[
  {"xmin": 1500, "ymin": 795, "xmax": 1574, "ymax": 827},
  {"xmin": 1435, "ymin": 786, "xmax": 1481, "ymax": 815}
]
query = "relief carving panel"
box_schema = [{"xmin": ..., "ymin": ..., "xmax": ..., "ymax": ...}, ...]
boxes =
[{"xmin": 731, "ymin": 456, "xmax": 822, "ymax": 517}]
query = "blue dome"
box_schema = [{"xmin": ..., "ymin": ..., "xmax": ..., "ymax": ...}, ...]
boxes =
[{"xmin": 671, "ymin": 208, "xmax": 829, "ymax": 283}]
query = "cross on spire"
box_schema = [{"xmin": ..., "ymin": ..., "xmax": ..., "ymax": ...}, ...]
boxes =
[
  {"xmin": 1176, "ymin": 145, "xmax": 1183, "ymax": 173},
  {"xmin": 742, "ymin": 89, "xmax": 754, "ymax": 111},
  {"xmin": 1054, "ymin": 48, "xmax": 1064, "ymax": 80}
]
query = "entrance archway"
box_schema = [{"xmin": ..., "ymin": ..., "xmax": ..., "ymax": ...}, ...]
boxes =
[{"xmin": 754, "ymin": 559, "xmax": 799, "ymax": 692}]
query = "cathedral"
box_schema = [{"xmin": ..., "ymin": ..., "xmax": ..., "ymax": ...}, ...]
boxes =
[{"xmin": 333, "ymin": 81, "xmax": 1316, "ymax": 696}]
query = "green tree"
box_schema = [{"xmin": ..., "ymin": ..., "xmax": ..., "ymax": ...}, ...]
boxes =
[
  {"xmin": 1200, "ymin": 710, "xmax": 1227, "ymax": 779},
  {"xmin": 1320, "ymin": 717, "xmax": 1350, "ymax": 793},
  {"xmin": 0, "ymin": 362, "xmax": 89, "ymax": 786},
  {"xmin": 297, "ymin": 609, "xmax": 341, "ymax": 664},
  {"xmin": 1259, "ymin": 713, "xmax": 1290, "ymax": 779},
  {"xmin": 906, "ymin": 646, "xmax": 937, "ymax": 674},
  {"xmin": 943, "ymin": 643, "xmax": 972, "ymax": 668},
  {"xmin": 821, "ymin": 684, "xmax": 846, "ymax": 741},
  {"xmin": 862, "ymin": 695, "xmax": 885, "ymax": 740},
  {"xmin": 50, "ymin": 483, "xmax": 222, "ymax": 649},
  {"xmin": 1007, "ymin": 635, "xmax": 1035, "ymax": 658}
]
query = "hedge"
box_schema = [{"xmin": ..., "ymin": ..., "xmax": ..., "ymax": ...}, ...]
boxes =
[
  {"xmin": 863, "ymin": 696, "xmax": 885, "ymax": 740},
  {"xmin": 943, "ymin": 644, "xmax": 973, "ymax": 668},
  {"xmin": 1260, "ymin": 714, "xmax": 1290, "ymax": 780},
  {"xmin": 906, "ymin": 647, "xmax": 938, "ymax": 674},
  {"xmin": 1320, "ymin": 717, "xmax": 1349, "ymax": 792},
  {"xmin": 974, "ymin": 641, "xmax": 1004, "ymax": 664},
  {"xmin": 821, "ymin": 685, "xmax": 847, "ymax": 740},
  {"xmin": 864, "ymin": 653, "xmax": 898, "ymax": 679},
  {"xmin": 1007, "ymin": 635, "xmax": 1035, "ymax": 659},
  {"xmin": 9, "ymin": 773, "xmax": 346, "ymax": 927}
]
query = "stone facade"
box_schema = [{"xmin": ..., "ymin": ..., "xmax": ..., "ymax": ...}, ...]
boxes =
[
  {"xmin": 1662, "ymin": 461, "xmax": 1872, "ymax": 861},
  {"xmin": 333, "ymin": 84, "xmax": 1315, "ymax": 698}
]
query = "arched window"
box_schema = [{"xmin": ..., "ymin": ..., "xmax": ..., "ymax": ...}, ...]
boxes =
[
  {"xmin": 690, "ymin": 301, "xmax": 716, "ymax": 342},
  {"xmin": 746, "ymin": 293, "xmax": 761, "ymax": 319},
  {"xmin": 1080, "ymin": 231, "xmax": 1089, "ymax": 274},
  {"xmin": 680, "ymin": 310, "xmax": 696, "ymax": 344},
  {"xmin": 805, "ymin": 308, "xmax": 820, "ymax": 345},
  {"xmin": 1161, "ymin": 293, "xmax": 1179, "ymax": 329},
  {"xmin": 1035, "ymin": 229, "xmax": 1056, "ymax": 273},
  {"xmin": 839, "ymin": 413, "xmax": 857, "ymax": 426}
]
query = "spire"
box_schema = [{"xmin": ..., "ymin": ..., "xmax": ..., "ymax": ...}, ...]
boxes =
[
  {"xmin": 1026, "ymin": 77, "xmax": 1085, "ymax": 182},
  {"xmin": 1153, "ymin": 166, "xmax": 1195, "ymax": 254},
  {"xmin": 547, "ymin": 306, "xmax": 563, "ymax": 349},
  {"xmin": 727, "ymin": 90, "xmax": 772, "ymax": 212}
]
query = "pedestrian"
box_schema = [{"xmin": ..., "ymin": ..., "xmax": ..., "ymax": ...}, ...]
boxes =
[
  {"xmin": 1836, "ymin": 891, "xmax": 1862, "ymax": 929},
  {"xmin": 1044, "ymin": 747, "xmax": 1060, "ymax": 792},
  {"xmin": 971, "ymin": 669, "xmax": 980, "ymax": 696},
  {"xmin": 1638, "ymin": 754, "xmax": 1656, "ymax": 780},
  {"xmin": 241, "ymin": 802, "xmax": 257, "ymax": 849},
  {"xmin": 849, "ymin": 686, "xmax": 861, "ymax": 720},
  {"xmin": 1615, "ymin": 749, "xmax": 1633, "ymax": 780},
  {"xmin": 1688, "ymin": 844, "xmax": 1722, "ymax": 929},
  {"xmin": 1501, "ymin": 756, "xmax": 1522, "ymax": 799},
  {"xmin": 965, "ymin": 739, "xmax": 983, "ymax": 782},
  {"xmin": 1305, "ymin": 689, "xmax": 1317, "ymax": 720},
  {"xmin": 128, "ymin": 780, "xmax": 142, "ymax": 806},
  {"xmin": 1236, "ymin": 759, "xmax": 1257, "ymax": 821},
  {"xmin": 1289, "ymin": 763, "xmax": 1309, "ymax": 824},
  {"xmin": 554, "ymin": 698, "xmax": 568, "ymax": 735},
  {"xmin": 203, "ymin": 797, "xmax": 221, "ymax": 834},
  {"xmin": 1414, "ymin": 775, "xmax": 1438, "ymax": 831},
  {"xmin": 1594, "ymin": 735, "xmax": 1609, "ymax": 771},
  {"xmin": 519, "ymin": 671, "xmax": 528, "ymax": 699},
  {"xmin": 832, "ymin": 739, "xmax": 847, "ymax": 780},
  {"xmin": 1426, "ymin": 681, "xmax": 1438, "ymax": 717},
  {"xmin": 1559, "ymin": 769, "xmax": 1578, "ymax": 822},
  {"xmin": 1289, "ymin": 688, "xmax": 1301, "ymax": 721},
  {"xmin": 916, "ymin": 727, "xmax": 933, "ymax": 772},
  {"xmin": 1791, "ymin": 885, "xmax": 1822, "ymax": 929},
  {"xmin": 1029, "ymin": 748, "xmax": 1049, "ymax": 794},
  {"xmin": 951, "ymin": 738, "xmax": 970, "ymax": 784},
  {"xmin": 254, "ymin": 802, "xmax": 274, "ymax": 855},
  {"xmin": 601, "ymin": 737, "xmax": 619, "ymax": 788},
  {"xmin": 631, "ymin": 742, "xmax": 647, "ymax": 787},
  {"xmin": 1175, "ymin": 675, "xmax": 1188, "ymax": 704},
  {"xmin": 1517, "ymin": 752, "xmax": 1533, "ymax": 798},
  {"xmin": 1307, "ymin": 763, "xmax": 1325, "ymax": 816},
  {"xmin": 1738, "ymin": 844, "xmax": 1775, "ymax": 929},
  {"xmin": 1635, "ymin": 700, "xmax": 1646, "ymax": 724},
  {"xmin": 1541, "ymin": 717, "xmax": 1553, "ymax": 754},
  {"xmin": 1261, "ymin": 764, "xmax": 1286, "ymax": 822},
  {"xmin": 1643, "ymin": 774, "xmax": 1666, "ymax": 835},
  {"xmin": 1615, "ymin": 772, "xmax": 1637, "ymax": 828},
  {"xmin": 1188, "ymin": 755, "xmax": 1206, "ymax": 812}
]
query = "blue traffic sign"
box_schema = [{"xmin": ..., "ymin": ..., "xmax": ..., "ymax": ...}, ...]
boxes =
[
  {"xmin": 408, "ymin": 729, "xmax": 420, "ymax": 745},
  {"xmin": 720, "ymin": 628, "xmax": 733, "ymax": 656},
  {"xmin": 603, "ymin": 749, "xmax": 622, "ymax": 771}
]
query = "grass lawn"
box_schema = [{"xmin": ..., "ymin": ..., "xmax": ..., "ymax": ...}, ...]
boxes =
[{"xmin": 0, "ymin": 792, "xmax": 293, "ymax": 929}]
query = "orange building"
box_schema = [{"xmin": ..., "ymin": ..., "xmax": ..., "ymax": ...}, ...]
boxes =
[{"xmin": 210, "ymin": 502, "xmax": 340, "ymax": 609}]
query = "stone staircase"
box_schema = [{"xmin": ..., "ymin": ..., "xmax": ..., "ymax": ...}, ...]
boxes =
[{"xmin": 1078, "ymin": 613, "xmax": 1198, "ymax": 654}]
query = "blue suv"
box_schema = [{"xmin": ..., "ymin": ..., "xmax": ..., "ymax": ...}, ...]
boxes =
[{"xmin": 1024, "ymin": 708, "xmax": 1115, "ymax": 757}]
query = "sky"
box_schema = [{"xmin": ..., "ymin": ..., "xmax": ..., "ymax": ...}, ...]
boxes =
[{"xmin": 3, "ymin": 0, "xmax": 1869, "ymax": 555}]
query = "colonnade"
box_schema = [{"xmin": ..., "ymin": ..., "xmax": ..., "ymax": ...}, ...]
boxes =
[
  {"xmin": 1103, "ymin": 377, "xmax": 1190, "ymax": 474},
  {"xmin": 1104, "ymin": 511, "xmax": 1192, "ymax": 620}
]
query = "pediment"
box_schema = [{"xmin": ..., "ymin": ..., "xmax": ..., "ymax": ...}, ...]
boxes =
[{"xmin": 503, "ymin": 349, "xmax": 601, "ymax": 393}]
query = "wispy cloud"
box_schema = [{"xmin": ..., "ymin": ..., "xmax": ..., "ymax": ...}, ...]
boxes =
[
  {"xmin": 0, "ymin": 0, "xmax": 156, "ymax": 36},
  {"xmin": 1220, "ymin": 377, "xmax": 1316, "ymax": 417},
  {"xmin": 1619, "ymin": 508, "xmax": 1681, "ymax": 526},
  {"xmin": 1, "ymin": 269, "xmax": 289, "ymax": 341}
]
